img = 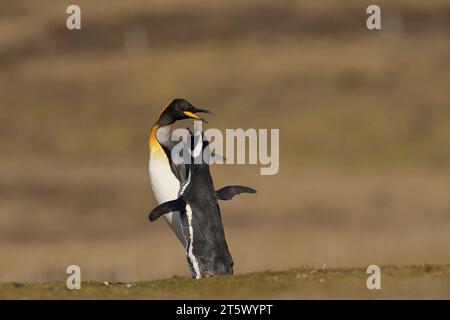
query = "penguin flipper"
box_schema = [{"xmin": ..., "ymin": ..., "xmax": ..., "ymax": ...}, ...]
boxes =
[
  {"xmin": 148, "ymin": 198, "xmax": 186, "ymax": 222},
  {"xmin": 215, "ymin": 186, "xmax": 257, "ymax": 201},
  {"xmin": 161, "ymin": 143, "xmax": 188, "ymax": 183}
]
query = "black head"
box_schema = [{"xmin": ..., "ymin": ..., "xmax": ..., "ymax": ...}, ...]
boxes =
[
  {"xmin": 186, "ymin": 129, "xmax": 214, "ymax": 176},
  {"xmin": 156, "ymin": 98, "xmax": 210, "ymax": 126},
  {"xmin": 188, "ymin": 128, "xmax": 211, "ymax": 167}
]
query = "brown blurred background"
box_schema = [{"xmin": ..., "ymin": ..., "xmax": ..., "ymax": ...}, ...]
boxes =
[{"xmin": 1, "ymin": 0, "xmax": 449, "ymax": 282}]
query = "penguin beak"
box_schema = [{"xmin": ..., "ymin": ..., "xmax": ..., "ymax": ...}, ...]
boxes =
[{"xmin": 183, "ymin": 108, "xmax": 211, "ymax": 123}]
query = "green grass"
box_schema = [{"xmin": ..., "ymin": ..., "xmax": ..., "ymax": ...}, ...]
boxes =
[{"xmin": 1, "ymin": 265, "xmax": 450, "ymax": 299}]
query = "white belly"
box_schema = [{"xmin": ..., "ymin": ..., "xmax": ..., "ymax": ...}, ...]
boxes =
[
  {"xmin": 149, "ymin": 153, "xmax": 180, "ymax": 204},
  {"xmin": 149, "ymin": 152, "xmax": 185, "ymax": 245}
]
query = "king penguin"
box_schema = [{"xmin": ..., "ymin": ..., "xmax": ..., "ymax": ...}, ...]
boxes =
[
  {"xmin": 149, "ymin": 129, "xmax": 257, "ymax": 278},
  {"xmin": 148, "ymin": 98, "xmax": 210, "ymax": 245}
]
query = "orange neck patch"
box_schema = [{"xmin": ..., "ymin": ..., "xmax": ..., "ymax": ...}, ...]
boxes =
[{"xmin": 149, "ymin": 125, "xmax": 163, "ymax": 153}]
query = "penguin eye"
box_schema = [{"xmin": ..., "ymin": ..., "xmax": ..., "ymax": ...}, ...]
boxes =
[{"xmin": 176, "ymin": 101, "xmax": 185, "ymax": 111}]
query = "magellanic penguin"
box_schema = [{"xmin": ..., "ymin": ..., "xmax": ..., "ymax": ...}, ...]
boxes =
[
  {"xmin": 149, "ymin": 129, "xmax": 257, "ymax": 279},
  {"xmin": 148, "ymin": 99, "xmax": 210, "ymax": 245}
]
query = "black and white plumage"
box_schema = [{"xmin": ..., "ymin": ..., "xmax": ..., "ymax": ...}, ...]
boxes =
[
  {"xmin": 148, "ymin": 99, "xmax": 210, "ymax": 245},
  {"xmin": 149, "ymin": 129, "xmax": 256, "ymax": 278}
]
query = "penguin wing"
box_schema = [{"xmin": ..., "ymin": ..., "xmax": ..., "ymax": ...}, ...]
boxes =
[
  {"xmin": 148, "ymin": 197, "xmax": 186, "ymax": 222},
  {"xmin": 161, "ymin": 142, "xmax": 188, "ymax": 184},
  {"xmin": 215, "ymin": 186, "xmax": 257, "ymax": 200}
]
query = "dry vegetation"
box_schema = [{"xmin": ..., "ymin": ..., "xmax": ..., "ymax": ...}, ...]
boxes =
[
  {"xmin": 1, "ymin": 265, "xmax": 450, "ymax": 299},
  {"xmin": 0, "ymin": 0, "xmax": 449, "ymax": 296},
  {"xmin": 0, "ymin": 265, "xmax": 450, "ymax": 299}
]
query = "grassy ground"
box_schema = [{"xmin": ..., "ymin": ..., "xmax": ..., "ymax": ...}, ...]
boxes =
[{"xmin": 1, "ymin": 265, "xmax": 450, "ymax": 299}]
